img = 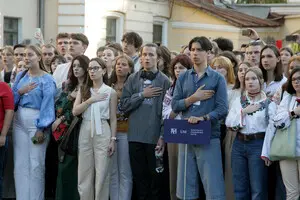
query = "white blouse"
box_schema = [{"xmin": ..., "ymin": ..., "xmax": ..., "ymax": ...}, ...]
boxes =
[
  {"xmin": 225, "ymin": 92, "xmax": 276, "ymax": 135},
  {"xmin": 228, "ymin": 89, "xmax": 241, "ymax": 110},
  {"xmin": 83, "ymin": 84, "xmax": 112, "ymax": 137},
  {"xmin": 262, "ymin": 93, "xmax": 300, "ymax": 158},
  {"xmin": 263, "ymin": 76, "xmax": 287, "ymax": 98},
  {"xmin": 162, "ymin": 86, "xmax": 181, "ymax": 120}
]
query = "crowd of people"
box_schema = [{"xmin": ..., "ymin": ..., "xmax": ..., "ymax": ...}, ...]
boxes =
[{"xmin": 0, "ymin": 28, "xmax": 299, "ymax": 200}]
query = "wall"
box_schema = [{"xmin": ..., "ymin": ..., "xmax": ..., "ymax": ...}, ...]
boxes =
[
  {"xmin": 168, "ymin": 3, "xmax": 281, "ymax": 52},
  {"xmin": 168, "ymin": 4, "xmax": 240, "ymax": 51},
  {"xmin": 44, "ymin": 0, "xmax": 58, "ymax": 44},
  {"xmin": 84, "ymin": 0, "xmax": 169, "ymax": 57},
  {"xmin": 0, "ymin": 0, "xmax": 38, "ymax": 46}
]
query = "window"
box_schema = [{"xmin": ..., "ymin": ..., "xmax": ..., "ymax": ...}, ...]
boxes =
[
  {"xmin": 153, "ymin": 24, "xmax": 163, "ymax": 46},
  {"xmin": 4, "ymin": 17, "xmax": 19, "ymax": 46},
  {"xmin": 106, "ymin": 18, "xmax": 117, "ymax": 43},
  {"xmin": 153, "ymin": 17, "xmax": 168, "ymax": 46}
]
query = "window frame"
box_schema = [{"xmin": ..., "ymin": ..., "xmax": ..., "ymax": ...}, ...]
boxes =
[
  {"xmin": 153, "ymin": 17, "xmax": 168, "ymax": 46},
  {"xmin": 3, "ymin": 17, "xmax": 20, "ymax": 46},
  {"xmin": 105, "ymin": 12, "xmax": 124, "ymax": 44}
]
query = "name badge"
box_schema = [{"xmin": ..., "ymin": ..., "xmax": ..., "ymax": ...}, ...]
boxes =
[
  {"xmin": 164, "ymin": 119, "xmax": 211, "ymax": 145},
  {"xmin": 193, "ymin": 101, "xmax": 201, "ymax": 106}
]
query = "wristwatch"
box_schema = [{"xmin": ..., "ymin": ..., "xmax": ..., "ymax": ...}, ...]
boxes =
[
  {"xmin": 111, "ymin": 137, "xmax": 117, "ymax": 142},
  {"xmin": 290, "ymin": 111, "xmax": 296, "ymax": 119}
]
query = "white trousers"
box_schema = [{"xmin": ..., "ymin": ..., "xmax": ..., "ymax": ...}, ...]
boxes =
[
  {"xmin": 280, "ymin": 159, "xmax": 300, "ymax": 200},
  {"xmin": 78, "ymin": 119, "xmax": 112, "ymax": 200},
  {"xmin": 110, "ymin": 133, "xmax": 132, "ymax": 200},
  {"xmin": 13, "ymin": 107, "xmax": 48, "ymax": 200}
]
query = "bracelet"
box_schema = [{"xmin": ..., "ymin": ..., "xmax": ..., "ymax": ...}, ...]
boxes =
[{"xmin": 111, "ymin": 136, "xmax": 117, "ymax": 141}]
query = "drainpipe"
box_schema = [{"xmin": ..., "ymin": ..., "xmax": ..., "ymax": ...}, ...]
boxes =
[{"xmin": 38, "ymin": 0, "xmax": 45, "ymax": 34}]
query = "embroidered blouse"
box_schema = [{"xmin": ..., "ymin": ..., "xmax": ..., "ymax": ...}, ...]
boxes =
[
  {"xmin": 162, "ymin": 86, "xmax": 181, "ymax": 120},
  {"xmin": 225, "ymin": 91, "xmax": 275, "ymax": 135},
  {"xmin": 263, "ymin": 77, "xmax": 287, "ymax": 99},
  {"xmin": 12, "ymin": 72, "xmax": 56, "ymax": 130}
]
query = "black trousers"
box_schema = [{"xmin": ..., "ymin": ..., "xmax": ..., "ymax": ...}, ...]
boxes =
[
  {"xmin": 129, "ymin": 142, "xmax": 164, "ymax": 200},
  {"xmin": 45, "ymin": 135, "xmax": 58, "ymax": 198}
]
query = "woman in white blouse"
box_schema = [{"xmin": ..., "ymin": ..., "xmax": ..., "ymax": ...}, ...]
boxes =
[
  {"xmin": 263, "ymin": 67, "xmax": 300, "ymax": 200},
  {"xmin": 260, "ymin": 45, "xmax": 288, "ymax": 200},
  {"xmin": 223, "ymin": 61, "xmax": 250, "ymax": 200},
  {"xmin": 226, "ymin": 67, "xmax": 275, "ymax": 200},
  {"xmin": 73, "ymin": 58, "xmax": 117, "ymax": 200}
]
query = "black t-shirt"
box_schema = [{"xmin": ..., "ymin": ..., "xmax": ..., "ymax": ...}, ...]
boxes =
[{"xmin": 4, "ymin": 71, "xmax": 12, "ymax": 84}]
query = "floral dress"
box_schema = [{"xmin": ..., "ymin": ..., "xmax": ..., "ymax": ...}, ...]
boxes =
[
  {"xmin": 53, "ymin": 83, "xmax": 76, "ymax": 141},
  {"xmin": 54, "ymin": 82, "xmax": 80, "ymax": 200}
]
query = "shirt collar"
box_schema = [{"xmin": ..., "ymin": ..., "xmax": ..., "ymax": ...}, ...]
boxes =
[
  {"xmin": 132, "ymin": 55, "xmax": 139, "ymax": 62},
  {"xmin": 190, "ymin": 65, "xmax": 212, "ymax": 77}
]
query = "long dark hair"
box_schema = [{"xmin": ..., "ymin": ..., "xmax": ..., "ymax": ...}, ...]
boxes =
[
  {"xmin": 66, "ymin": 55, "xmax": 90, "ymax": 92},
  {"xmin": 80, "ymin": 57, "xmax": 107, "ymax": 101},
  {"xmin": 158, "ymin": 46, "xmax": 171, "ymax": 77},
  {"xmin": 233, "ymin": 62, "xmax": 251, "ymax": 90},
  {"xmin": 286, "ymin": 67, "xmax": 300, "ymax": 95},
  {"xmin": 259, "ymin": 45, "xmax": 283, "ymax": 83}
]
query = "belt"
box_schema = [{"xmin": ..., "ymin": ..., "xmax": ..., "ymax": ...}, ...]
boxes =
[{"xmin": 237, "ymin": 132, "xmax": 265, "ymax": 142}]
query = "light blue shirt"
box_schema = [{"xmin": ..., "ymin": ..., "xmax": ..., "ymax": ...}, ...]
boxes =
[
  {"xmin": 12, "ymin": 71, "xmax": 56, "ymax": 130},
  {"xmin": 171, "ymin": 66, "xmax": 228, "ymax": 138}
]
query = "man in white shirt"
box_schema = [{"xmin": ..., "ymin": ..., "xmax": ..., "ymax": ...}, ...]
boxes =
[{"xmin": 53, "ymin": 33, "xmax": 89, "ymax": 89}]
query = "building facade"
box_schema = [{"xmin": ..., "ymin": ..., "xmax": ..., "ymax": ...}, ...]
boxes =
[{"xmin": 0, "ymin": 0, "xmax": 40, "ymax": 46}]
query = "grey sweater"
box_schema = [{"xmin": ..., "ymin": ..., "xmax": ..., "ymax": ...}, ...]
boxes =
[{"xmin": 120, "ymin": 70, "xmax": 170, "ymax": 144}]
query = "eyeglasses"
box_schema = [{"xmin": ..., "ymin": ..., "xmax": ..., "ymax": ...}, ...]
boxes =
[
  {"xmin": 88, "ymin": 66, "xmax": 101, "ymax": 72},
  {"xmin": 292, "ymin": 76, "xmax": 300, "ymax": 83}
]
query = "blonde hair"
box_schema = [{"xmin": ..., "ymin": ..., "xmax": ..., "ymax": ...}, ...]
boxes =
[
  {"xmin": 2, "ymin": 46, "xmax": 14, "ymax": 54},
  {"xmin": 26, "ymin": 45, "xmax": 47, "ymax": 72},
  {"xmin": 211, "ymin": 56, "xmax": 235, "ymax": 84},
  {"xmin": 243, "ymin": 67, "xmax": 264, "ymax": 91}
]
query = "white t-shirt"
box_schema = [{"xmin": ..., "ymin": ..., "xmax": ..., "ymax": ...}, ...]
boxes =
[{"xmin": 53, "ymin": 62, "xmax": 71, "ymax": 89}]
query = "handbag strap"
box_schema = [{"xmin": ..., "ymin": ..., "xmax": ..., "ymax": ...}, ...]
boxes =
[{"xmin": 59, "ymin": 116, "xmax": 80, "ymax": 150}]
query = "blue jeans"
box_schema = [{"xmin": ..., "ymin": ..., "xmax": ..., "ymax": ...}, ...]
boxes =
[
  {"xmin": 0, "ymin": 139, "xmax": 8, "ymax": 200},
  {"xmin": 177, "ymin": 138, "xmax": 225, "ymax": 200},
  {"xmin": 231, "ymin": 137, "xmax": 268, "ymax": 200}
]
